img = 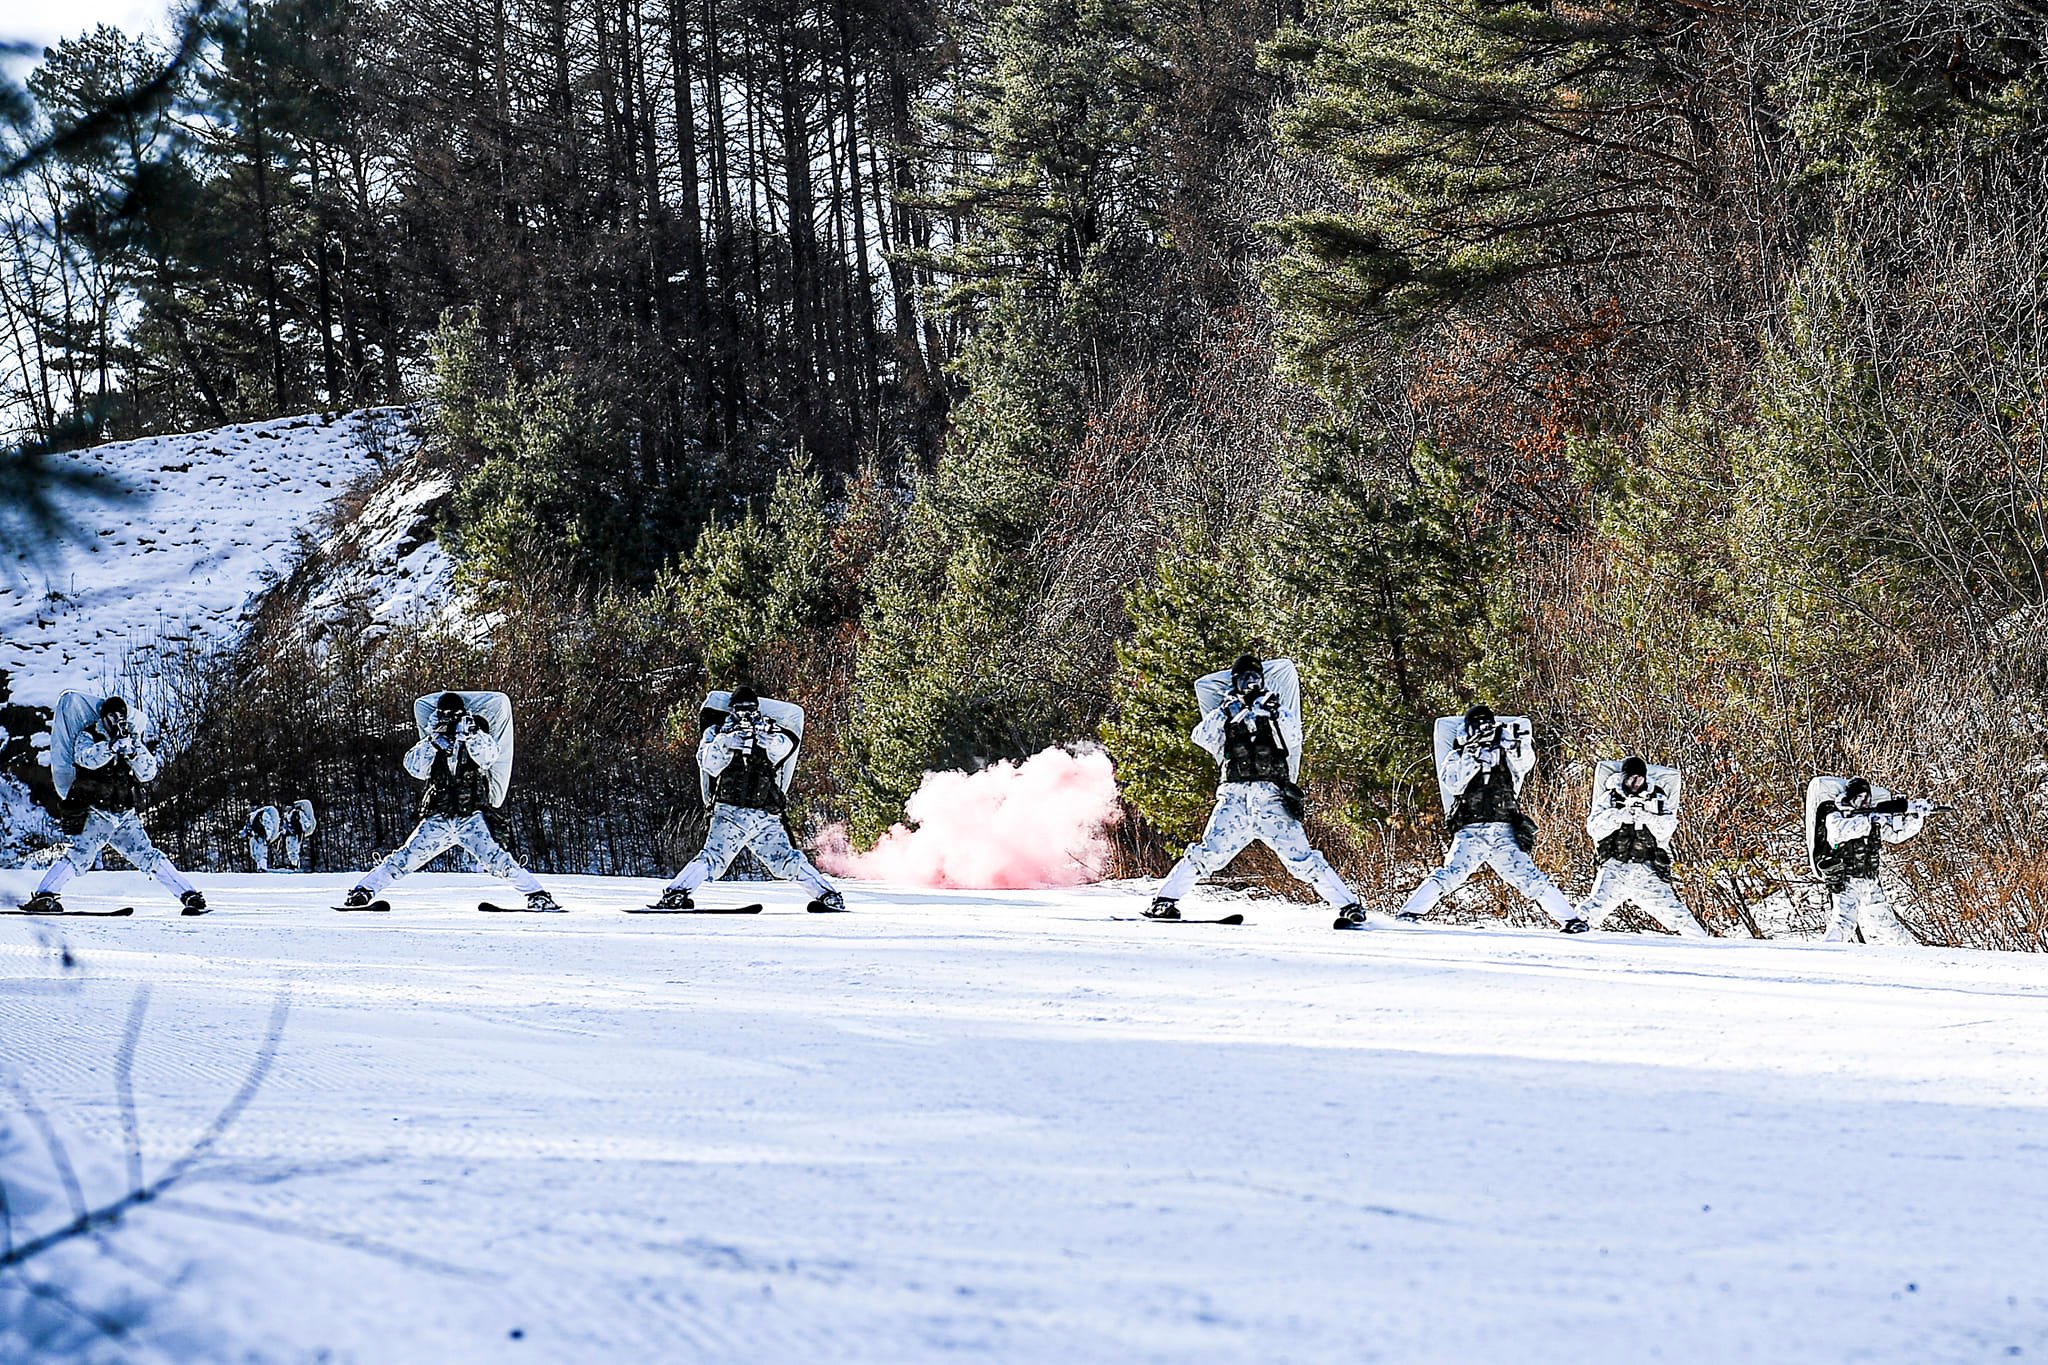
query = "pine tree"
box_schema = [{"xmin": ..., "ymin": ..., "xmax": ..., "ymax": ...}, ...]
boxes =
[
  {"xmin": 1260, "ymin": 430, "xmax": 1495, "ymax": 834},
  {"xmin": 1265, "ymin": 0, "xmax": 1703, "ymax": 378},
  {"xmin": 672, "ymin": 453, "xmax": 835, "ymax": 683},
  {"xmin": 1101, "ymin": 523, "xmax": 1263, "ymax": 841},
  {"xmin": 846, "ymin": 0, "xmax": 1181, "ymax": 836}
]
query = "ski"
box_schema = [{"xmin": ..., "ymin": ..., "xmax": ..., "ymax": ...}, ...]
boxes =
[
  {"xmin": 180, "ymin": 904, "xmax": 212, "ymax": 917},
  {"xmin": 478, "ymin": 902, "xmax": 566, "ymax": 914},
  {"xmin": 626, "ymin": 903, "xmax": 764, "ymax": 915},
  {"xmin": 1332, "ymin": 916, "xmax": 1370, "ymax": 931},
  {"xmin": 1113, "ymin": 913, "xmax": 1245, "ymax": 925},
  {"xmin": 334, "ymin": 901, "xmax": 392, "ymax": 913},
  {"xmin": 806, "ymin": 901, "xmax": 846, "ymax": 914},
  {"xmin": 2, "ymin": 906, "xmax": 134, "ymax": 917}
]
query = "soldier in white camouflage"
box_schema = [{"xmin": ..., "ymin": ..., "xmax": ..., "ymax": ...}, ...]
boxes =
[{"xmin": 1147, "ymin": 654, "xmax": 1364, "ymax": 925}]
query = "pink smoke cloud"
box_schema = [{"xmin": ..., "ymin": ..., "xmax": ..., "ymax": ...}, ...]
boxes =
[{"xmin": 816, "ymin": 746, "xmax": 1123, "ymax": 890}]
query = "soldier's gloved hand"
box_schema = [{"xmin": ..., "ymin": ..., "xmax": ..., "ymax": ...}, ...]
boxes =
[
  {"xmin": 113, "ymin": 736, "xmax": 142, "ymax": 758},
  {"xmin": 432, "ymin": 732, "xmax": 457, "ymax": 752}
]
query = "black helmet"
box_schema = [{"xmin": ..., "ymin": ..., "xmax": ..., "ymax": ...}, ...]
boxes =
[
  {"xmin": 1464, "ymin": 702, "xmax": 1495, "ymax": 728},
  {"xmin": 1621, "ymin": 755, "xmax": 1648, "ymax": 792},
  {"xmin": 435, "ymin": 691, "xmax": 467, "ymax": 717},
  {"xmin": 99, "ymin": 696, "xmax": 128, "ymax": 720},
  {"xmin": 1229, "ymin": 654, "xmax": 1263, "ymax": 689},
  {"xmin": 1843, "ymin": 777, "xmax": 1872, "ymax": 807},
  {"xmin": 730, "ymin": 686, "xmax": 760, "ymax": 713}
]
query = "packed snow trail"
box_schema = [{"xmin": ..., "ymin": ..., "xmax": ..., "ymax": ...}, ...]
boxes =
[{"xmin": 3, "ymin": 873, "xmax": 2047, "ymax": 1362}]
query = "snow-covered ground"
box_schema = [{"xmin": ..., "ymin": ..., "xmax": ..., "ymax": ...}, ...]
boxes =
[
  {"xmin": 0, "ymin": 408, "xmax": 434, "ymax": 706},
  {"xmin": 4, "ymin": 873, "xmax": 2046, "ymax": 1363}
]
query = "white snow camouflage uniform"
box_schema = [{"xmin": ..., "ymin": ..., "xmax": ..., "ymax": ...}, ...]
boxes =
[
  {"xmin": 36, "ymin": 728, "xmax": 196, "ymax": 900},
  {"xmin": 279, "ymin": 801, "xmax": 313, "ymax": 871},
  {"xmin": 356, "ymin": 728, "xmax": 543, "ymax": 897},
  {"xmin": 1819, "ymin": 802, "xmax": 1926, "ymax": 945},
  {"xmin": 1580, "ymin": 771, "xmax": 1707, "ymax": 936},
  {"xmin": 1156, "ymin": 663, "xmax": 1358, "ymax": 909},
  {"xmin": 1400, "ymin": 718, "xmax": 1575, "ymax": 925},
  {"xmin": 665, "ymin": 722, "xmax": 836, "ymax": 898},
  {"xmin": 242, "ymin": 805, "xmax": 280, "ymax": 871}
]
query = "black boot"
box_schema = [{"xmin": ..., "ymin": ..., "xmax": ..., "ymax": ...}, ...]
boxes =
[
  {"xmin": 180, "ymin": 890, "xmax": 208, "ymax": 916},
  {"xmin": 1560, "ymin": 918, "xmax": 1591, "ymax": 935},
  {"xmin": 525, "ymin": 890, "xmax": 564, "ymax": 913},
  {"xmin": 1395, "ymin": 911, "xmax": 1422, "ymax": 923},
  {"xmin": 807, "ymin": 890, "xmax": 846, "ymax": 913},
  {"xmin": 340, "ymin": 887, "xmax": 375, "ymax": 909},
  {"xmin": 21, "ymin": 891, "xmax": 64, "ymax": 914},
  {"xmin": 1336, "ymin": 903, "xmax": 1367, "ymax": 926},
  {"xmin": 1143, "ymin": 898, "xmax": 1180, "ymax": 920},
  {"xmin": 651, "ymin": 888, "xmax": 695, "ymax": 910}
]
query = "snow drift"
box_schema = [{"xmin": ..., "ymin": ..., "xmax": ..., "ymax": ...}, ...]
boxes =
[{"xmin": 818, "ymin": 746, "xmax": 1122, "ymax": 889}]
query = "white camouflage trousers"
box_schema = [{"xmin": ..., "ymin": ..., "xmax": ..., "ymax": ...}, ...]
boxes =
[
  {"xmin": 1157, "ymin": 782, "xmax": 1357, "ymax": 907},
  {"xmin": 38, "ymin": 809, "xmax": 195, "ymax": 899},
  {"xmin": 1824, "ymin": 877, "xmax": 1913, "ymax": 946},
  {"xmin": 252, "ymin": 833, "xmax": 303, "ymax": 872},
  {"xmin": 667, "ymin": 805, "xmax": 834, "ymax": 897},
  {"xmin": 1400, "ymin": 822, "xmax": 1576, "ymax": 924},
  {"xmin": 1580, "ymin": 860, "xmax": 1708, "ymax": 937},
  {"xmin": 357, "ymin": 813, "xmax": 543, "ymax": 896}
]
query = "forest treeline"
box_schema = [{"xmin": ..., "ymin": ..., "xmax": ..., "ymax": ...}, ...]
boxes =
[{"xmin": 5, "ymin": 0, "xmax": 2047, "ymax": 946}]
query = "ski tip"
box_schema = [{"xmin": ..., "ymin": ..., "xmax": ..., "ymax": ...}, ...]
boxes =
[{"xmin": 1218, "ymin": 913, "xmax": 1246, "ymax": 925}]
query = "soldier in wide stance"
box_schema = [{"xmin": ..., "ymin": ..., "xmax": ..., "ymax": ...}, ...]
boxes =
[
  {"xmin": 1580, "ymin": 756, "xmax": 1708, "ymax": 936},
  {"xmin": 1147, "ymin": 654, "xmax": 1365, "ymax": 925},
  {"xmin": 1399, "ymin": 703, "xmax": 1583, "ymax": 932},
  {"xmin": 339, "ymin": 691, "xmax": 559, "ymax": 913},
  {"xmin": 20, "ymin": 692, "xmax": 205, "ymax": 915}
]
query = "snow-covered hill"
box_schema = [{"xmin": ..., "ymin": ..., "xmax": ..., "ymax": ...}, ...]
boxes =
[
  {"xmin": 0, "ymin": 408, "xmax": 449, "ymax": 707},
  {"xmin": 4, "ymin": 874, "xmax": 2045, "ymax": 1362}
]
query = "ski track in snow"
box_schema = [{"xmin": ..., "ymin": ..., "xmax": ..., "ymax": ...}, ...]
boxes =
[
  {"xmin": 0, "ymin": 410, "xmax": 409, "ymax": 707},
  {"xmin": 3, "ymin": 871, "xmax": 2047, "ymax": 1362}
]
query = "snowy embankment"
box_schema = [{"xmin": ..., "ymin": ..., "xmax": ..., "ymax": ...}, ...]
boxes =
[
  {"xmin": 3, "ymin": 875, "xmax": 2046, "ymax": 1362},
  {"xmin": 0, "ymin": 407, "xmax": 447, "ymax": 707}
]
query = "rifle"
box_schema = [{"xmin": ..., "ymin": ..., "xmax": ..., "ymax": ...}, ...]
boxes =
[{"xmin": 1458, "ymin": 719, "xmax": 1526, "ymax": 759}]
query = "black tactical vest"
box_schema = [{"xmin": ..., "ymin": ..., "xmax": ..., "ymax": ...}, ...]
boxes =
[
  {"xmin": 1448, "ymin": 761, "xmax": 1522, "ymax": 835},
  {"xmin": 1813, "ymin": 800, "xmax": 1882, "ymax": 893},
  {"xmin": 1222, "ymin": 714, "xmax": 1291, "ymax": 786},
  {"xmin": 419, "ymin": 731, "xmax": 497, "ymax": 821},
  {"xmin": 713, "ymin": 739, "xmax": 788, "ymax": 813},
  {"xmin": 1596, "ymin": 819, "xmax": 1674, "ymax": 882},
  {"xmin": 62, "ymin": 724, "xmax": 148, "ymax": 831}
]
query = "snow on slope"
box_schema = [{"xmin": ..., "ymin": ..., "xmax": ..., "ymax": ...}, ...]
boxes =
[
  {"xmin": 0, "ymin": 407, "xmax": 437, "ymax": 706},
  {"xmin": 4, "ymin": 876, "xmax": 2047, "ymax": 1363}
]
